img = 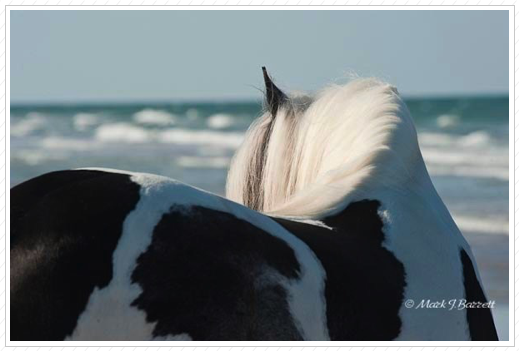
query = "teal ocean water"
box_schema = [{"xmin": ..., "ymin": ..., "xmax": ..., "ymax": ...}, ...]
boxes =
[{"xmin": 10, "ymin": 96, "xmax": 509, "ymax": 340}]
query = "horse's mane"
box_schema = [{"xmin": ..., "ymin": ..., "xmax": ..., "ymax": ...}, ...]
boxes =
[{"xmin": 226, "ymin": 78, "xmax": 423, "ymax": 219}]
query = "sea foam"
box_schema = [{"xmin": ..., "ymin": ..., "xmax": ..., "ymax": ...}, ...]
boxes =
[{"xmin": 133, "ymin": 109, "xmax": 177, "ymax": 126}]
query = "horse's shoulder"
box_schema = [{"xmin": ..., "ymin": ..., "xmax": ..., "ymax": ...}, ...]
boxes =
[{"xmin": 272, "ymin": 199, "xmax": 406, "ymax": 340}]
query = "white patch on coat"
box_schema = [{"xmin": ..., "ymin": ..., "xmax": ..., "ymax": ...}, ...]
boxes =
[
  {"xmin": 365, "ymin": 159, "xmax": 474, "ymax": 341},
  {"xmin": 68, "ymin": 169, "xmax": 329, "ymax": 341},
  {"xmin": 272, "ymin": 216, "xmax": 334, "ymax": 230},
  {"xmin": 67, "ymin": 173, "xmax": 191, "ymax": 340}
]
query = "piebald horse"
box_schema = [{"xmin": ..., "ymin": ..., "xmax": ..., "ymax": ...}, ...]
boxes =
[{"xmin": 10, "ymin": 68, "xmax": 498, "ymax": 341}]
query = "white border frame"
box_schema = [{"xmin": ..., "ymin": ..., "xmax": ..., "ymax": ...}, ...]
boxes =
[{"xmin": 2, "ymin": 3, "xmax": 515, "ymax": 348}]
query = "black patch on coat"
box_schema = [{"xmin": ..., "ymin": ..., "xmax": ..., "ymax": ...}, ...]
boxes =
[
  {"xmin": 460, "ymin": 249, "xmax": 499, "ymax": 340},
  {"xmin": 273, "ymin": 200, "xmax": 406, "ymax": 341},
  {"xmin": 131, "ymin": 205, "xmax": 303, "ymax": 341},
  {"xmin": 10, "ymin": 170, "xmax": 141, "ymax": 341}
]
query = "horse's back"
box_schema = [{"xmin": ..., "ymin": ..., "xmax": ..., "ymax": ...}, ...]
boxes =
[
  {"xmin": 10, "ymin": 169, "xmax": 311, "ymax": 341},
  {"xmin": 10, "ymin": 169, "xmax": 498, "ymax": 341}
]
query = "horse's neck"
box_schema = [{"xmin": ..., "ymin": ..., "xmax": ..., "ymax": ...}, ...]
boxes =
[{"xmin": 324, "ymin": 154, "xmax": 469, "ymax": 252}]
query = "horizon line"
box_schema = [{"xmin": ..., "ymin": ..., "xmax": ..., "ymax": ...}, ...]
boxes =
[{"xmin": 10, "ymin": 92, "xmax": 510, "ymax": 108}]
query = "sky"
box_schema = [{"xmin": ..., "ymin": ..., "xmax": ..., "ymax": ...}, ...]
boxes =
[{"xmin": 10, "ymin": 10, "xmax": 509, "ymax": 103}]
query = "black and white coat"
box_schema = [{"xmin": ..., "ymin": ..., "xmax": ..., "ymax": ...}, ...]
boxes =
[{"xmin": 10, "ymin": 71, "xmax": 498, "ymax": 341}]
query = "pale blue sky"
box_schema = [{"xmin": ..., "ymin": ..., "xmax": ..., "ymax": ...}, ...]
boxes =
[{"xmin": 11, "ymin": 10, "xmax": 509, "ymax": 103}]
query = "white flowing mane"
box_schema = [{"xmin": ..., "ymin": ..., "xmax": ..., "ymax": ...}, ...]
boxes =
[{"xmin": 226, "ymin": 78, "xmax": 425, "ymax": 219}]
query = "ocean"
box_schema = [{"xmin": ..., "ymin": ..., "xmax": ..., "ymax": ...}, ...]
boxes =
[{"xmin": 10, "ymin": 96, "xmax": 509, "ymax": 340}]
